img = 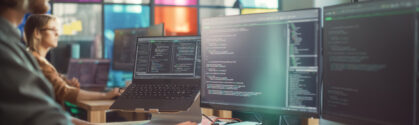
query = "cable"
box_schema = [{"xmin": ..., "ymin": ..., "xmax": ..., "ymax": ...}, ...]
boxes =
[
  {"xmin": 279, "ymin": 115, "xmax": 289, "ymax": 125},
  {"xmin": 211, "ymin": 118, "xmax": 242, "ymax": 125},
  {"xmin": 248, "ymin": 112, "xmax": 262, "ymax": 124},
  {"xmin": 283, "ymin": 116, "xmax": 290, "ymax": 125},
  {"xmin": 202, "ymin": 114, "xmax": 214, "ymax": 123}
]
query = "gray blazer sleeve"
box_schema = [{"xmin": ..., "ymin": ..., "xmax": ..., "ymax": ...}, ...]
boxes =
[{"xmin": 0, "ymin": 45, "xmax": 73, "ymax": 125}]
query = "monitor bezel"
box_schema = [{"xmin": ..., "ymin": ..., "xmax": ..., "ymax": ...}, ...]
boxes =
[
  {"xmin": 199, "ymin": 8, "xmax": 322, "ymax": 117},
  {"xmin": 321, "ymin": 0, "xmax": 418, "ymax": 124}
]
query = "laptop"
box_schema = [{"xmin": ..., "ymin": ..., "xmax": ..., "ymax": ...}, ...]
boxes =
[
  {"xmin": 110, "ymin": 36, "xmax": 202, "ymax": 124},
  {"xmin": 66, "ymin": 58, "xmax": 110, "ymax": 89}
]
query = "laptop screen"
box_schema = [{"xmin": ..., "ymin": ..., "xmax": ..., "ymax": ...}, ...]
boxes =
[
  {"xmin": 66, "ymin": 59, "xmax": 110, "ymax": 87},
  {"xmin": 133, "ymin": 36, "xmax": 201, "ymax": 79}
]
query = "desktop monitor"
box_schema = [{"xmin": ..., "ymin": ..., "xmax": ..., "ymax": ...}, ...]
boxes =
[
  {"xmin": 66, "ymin": 59, "xmax": 111, "ymax": 89},
  {"xmin": 112, "ymin": 24, "xmax": 164, "ymax": 71},
  {"xmin": 323, "ymin": 0, "xmax": 418, "ymax": 124},
  {"xmin": 50, "ymin": 41, "xmax": 93, "ymax": 73},
  {"xmin": 50, "ymin": 43, "xmax": 71, "ymax": 73},
  {"xmin": 200, "ymin": 9, "xmax": 321, "ymax": 116}
]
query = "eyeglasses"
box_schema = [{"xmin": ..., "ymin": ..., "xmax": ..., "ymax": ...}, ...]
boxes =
[{"xmin": 40, "ymin": 28, "xmax": 58, "ymax": 33}]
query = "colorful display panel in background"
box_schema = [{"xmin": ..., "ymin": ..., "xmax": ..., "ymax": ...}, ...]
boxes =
[{"xmin": 154, "ymin": 6, "xmax": 198, "ymax": 36}]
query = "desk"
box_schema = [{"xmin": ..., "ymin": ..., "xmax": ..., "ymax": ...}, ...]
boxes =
[
  {"xmin": 75, "ymin": 100, "xmax": 229, "ymax": 123},
  {"xmin": 97, "ymin": 121, "xmax": 149, "ymax": 125},
  {"xmin": 76, "ymin": 100, "xmax": 114, "ymax": 123},
  {"xmin": 201, "ymin": 108, "xmax": 232, "ymax": 118},
  {"xmin": 76, "ymin": 100, "xmax": 318, "ymax": 125}
]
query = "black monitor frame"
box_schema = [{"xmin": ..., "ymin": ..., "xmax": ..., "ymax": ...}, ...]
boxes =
[
  {"xmin": 321, "ymin": 0, "xmax": 418, "ymax": 124},
  {"xmin": 199, "ymin": 8, "xmax": 322, "ymax": 117}
]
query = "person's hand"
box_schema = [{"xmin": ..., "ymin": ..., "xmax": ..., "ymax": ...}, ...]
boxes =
[
  {"xmin": 125, "ymin": 80, "xmax": 132, "ymax": 88},
  {"xmin": 69, "ymin": 78, "xmax": 80, "ymax": 88},
  {"xmin": 176, "ymin": 121, "xmax": 197, "ymax": 125},
  {"xmin": 105, "ymin": 88, "xmax": 121, "ymax": 99},
  {"xmin": 118, "ymin": 80, "xmax": 132, "ymax": 93},
  {"xmin": 119, "ymin": 88, "xmax": 126, "ymax": 94}
]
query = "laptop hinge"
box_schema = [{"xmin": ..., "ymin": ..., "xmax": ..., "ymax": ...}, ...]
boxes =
[
  {"xmin": 135, "ymin": 108, "xmax": 160, "ymax": 113},
  {"xmin": 149, "ymin": 108, "xmax": 159, "ymax": 113},
  {"xmin": 134, "ymin": 108, "xmax": 145, "ymax": 112}
]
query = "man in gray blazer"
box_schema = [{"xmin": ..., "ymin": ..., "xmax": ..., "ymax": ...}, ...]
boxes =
[{"xmin": 0, "ymin": 0, "xmax": 73, "ymax": 124}]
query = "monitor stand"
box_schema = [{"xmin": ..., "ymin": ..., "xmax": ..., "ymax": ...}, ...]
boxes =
[
  {"xmin": 224, "ymin": 121, "xmax": 262, "ymax": 125},
  {"xmin": 144, "ymin": 97, "xmax": 202, "ymax": 125}
]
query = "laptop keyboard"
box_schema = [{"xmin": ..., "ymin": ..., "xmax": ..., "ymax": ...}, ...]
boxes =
[{"xmin": 121, "ymin": 84, "xmax": 199, "ymax": 100}]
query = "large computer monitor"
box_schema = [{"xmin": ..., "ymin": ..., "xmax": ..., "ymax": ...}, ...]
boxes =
[
  {"xmin": 323, "ymin": 1, "xmax": 417, "ymax": 124},
  {"xmin": 112, "ymin": 24, "xmax": 164, "ymax": 71},
  {"xmin": 200, "ymin": 9, "xmax": 321, "ymax": 116},
  {"xmin": 51, "ymin": 41, "xmax": 93, "ymax": 73},
  {"xmin": 50, "ymin": 43, "xmax": 71, "ymax": 73}
]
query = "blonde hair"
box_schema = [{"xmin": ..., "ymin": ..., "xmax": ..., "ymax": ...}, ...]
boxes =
[{"xmin": 24, "ymin": 14, "xmax": 56, "ymax": 52}]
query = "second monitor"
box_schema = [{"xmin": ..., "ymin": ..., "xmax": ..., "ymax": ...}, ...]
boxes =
[{"xmin": 200, "ymin": 9, "xmax": 321, "ymax": 116}]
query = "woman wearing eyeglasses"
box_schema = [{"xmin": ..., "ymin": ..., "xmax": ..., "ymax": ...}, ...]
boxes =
[
  {"xmin": 23, "ymin": 14, "xmax": 198, "ymax": 125},
  {"xmin": 24, "ymin": 14, "xmax": 121, "ymax": 108}
]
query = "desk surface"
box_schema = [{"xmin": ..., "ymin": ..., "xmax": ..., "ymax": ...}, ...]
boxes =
[
  {"xmin": 76, "ymin": 100, "xmax": 115, "ymax": 123},
  {"xmin": 75, "ymin": 100, "xmax": 318, "ymax": 125},
  {"xmin": 76, "ymin": 100, "xmax": 114, "ymax": 110},
  {"xmin": 97, "ymin": 120, "xmax": 149, "ymax": 125}
]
